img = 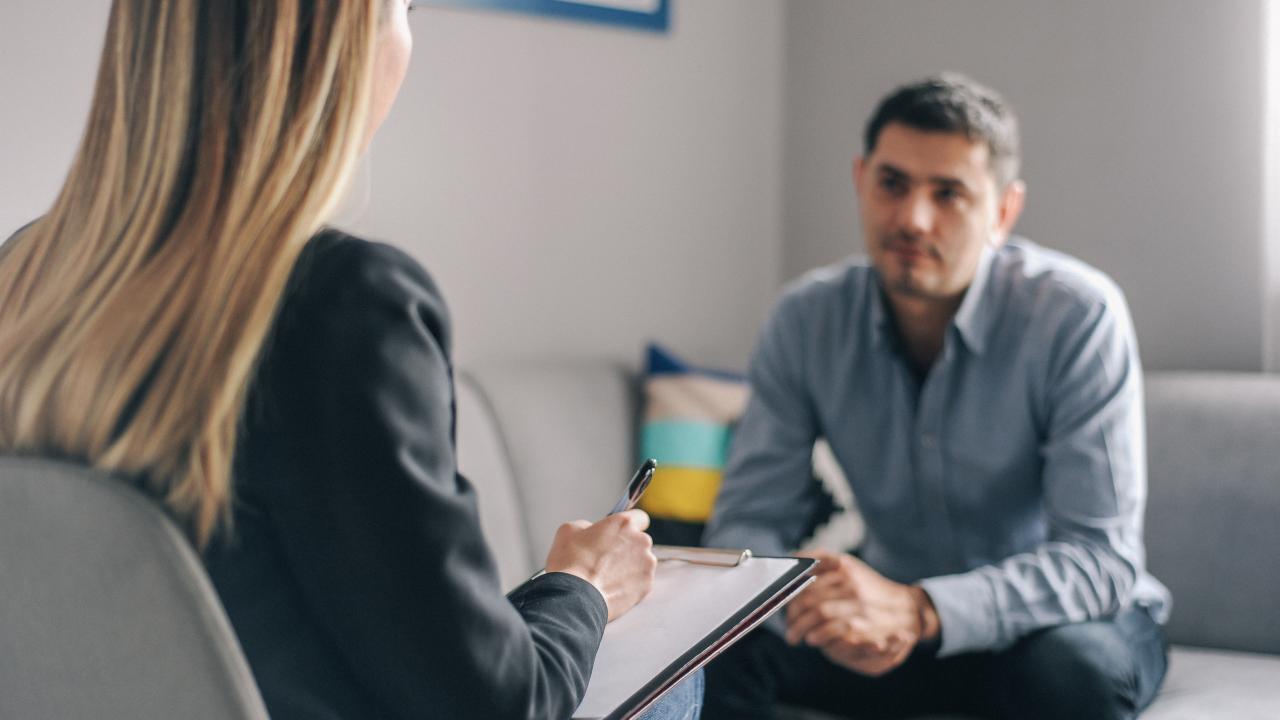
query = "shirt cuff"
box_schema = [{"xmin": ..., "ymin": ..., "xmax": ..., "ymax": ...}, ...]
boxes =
[{"xmin": 918, "ymin": 571, "xmax": 1000, "ymax": 657}]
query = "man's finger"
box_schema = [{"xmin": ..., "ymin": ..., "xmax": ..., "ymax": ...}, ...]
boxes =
[
  {"xmin": 785, "ymin": 604, "xmax": 833, "ymax": 646},
  {"xmin": 819, "ymin": 633, "xmax": 892, "ymax": 661},
  {"xmin": 804, "ymin": 617, "xmax": 857, "ymax": 647},
  {"xmin": 786, "ymin": 598, "xmax": 856, "ymax": 646},
  {"xmin": 792, "ymin": 568, "xmax": 858, "ymax": 607},
  {"xmin": 785, "ymin": 559, "xmax": 868, "ymax": 630},
  {"xmin": 786, "ymin": 574, "xmax": 853, "ymax": 621}
]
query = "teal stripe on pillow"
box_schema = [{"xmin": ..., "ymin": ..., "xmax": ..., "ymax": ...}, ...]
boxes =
[{"xmin": 641, "ymin": 420, "xmax": 733, "ymax": 469}]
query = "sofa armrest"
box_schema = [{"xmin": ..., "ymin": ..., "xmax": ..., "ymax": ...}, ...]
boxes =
[{"xmin": 1144, "ymin": 372, "xmax": 1280, "ymax": 654}]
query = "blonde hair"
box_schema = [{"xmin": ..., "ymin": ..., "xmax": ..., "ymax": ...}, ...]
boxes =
[{"xmin": 0, "ymin": 0, "xmax": 383, "ymax": 545}]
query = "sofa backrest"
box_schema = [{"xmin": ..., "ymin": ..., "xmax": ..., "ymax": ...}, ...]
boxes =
[
  {"xmin": 458, "ymin": 362, "xmax": 640, "ymax": 591},
  {"xmin": 458, "ymin": 365, "xmax": 1280, "ymax": 653},
  {"xmin": 1143, "ymin": 372, "xmax": 1280, "ymax": 654},
  {"xmin": 455, "ymin": 372, "xmax": 535, "ymax": 591}
]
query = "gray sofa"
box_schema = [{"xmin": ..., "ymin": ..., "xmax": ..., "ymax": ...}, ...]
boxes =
[{"xmin": 456, "ymin": 365, "xmax": 1280, "ymax": 719}]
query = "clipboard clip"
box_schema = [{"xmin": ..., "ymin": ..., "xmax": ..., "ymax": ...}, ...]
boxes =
[{"xmin": 653, "ymin": 545, "xmax": 752, "ymax": 567}]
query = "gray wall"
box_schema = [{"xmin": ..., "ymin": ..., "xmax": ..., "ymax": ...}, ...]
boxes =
[
  {"xmin": 2, "ymin": 1, "xmax": 1273, "ymax": 372},
  {"xmin": 354, "ymin": 1, "xmax": 783, "ymax": 367},
  {"xmin": 1268, "ymin": 0, "xmax": 1280, "ymax": 372},
  {"xmin": 782, "ymin": 0, "xmax": 1269, "ymax": 371},
  {"xmin": 0, "ymin": 1, "xmax": 107, "ymax": 241},
  {"xmin": 0, "ymin": 0, "xmax": 783, "ymax": 371}
]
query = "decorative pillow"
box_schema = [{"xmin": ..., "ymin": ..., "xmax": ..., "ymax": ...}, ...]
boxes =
[
  {"xmin": 638, "ymin": 343, "xmax": 749, "ymax": 545},
  {"xmin": 638, "ymin": 343, "xmax": 865, "ymax": 551}
]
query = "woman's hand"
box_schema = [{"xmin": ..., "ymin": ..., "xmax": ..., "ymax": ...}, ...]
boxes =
[{"xmin": 544, "ymin": 509, "xmax": 657, "ymax": 621}]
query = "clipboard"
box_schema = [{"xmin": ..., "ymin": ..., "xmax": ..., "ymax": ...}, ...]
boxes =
[{"xmin": 573, "ymin": 553, "xmax": 816, "ymax": 720}]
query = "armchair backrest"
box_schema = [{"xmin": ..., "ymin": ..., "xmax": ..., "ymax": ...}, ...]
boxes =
[{"xmin": 0, "ymin": 456, "xmax": 268, "ymax": 720}]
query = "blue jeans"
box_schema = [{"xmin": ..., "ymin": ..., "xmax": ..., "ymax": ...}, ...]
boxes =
[
  {"xmin": 704, "ymin": 608, "xmax": 1167, "ymax": 719},
  {"xmin": 637, "ymin": 668, "xmax": 704, "ymax": 720}
]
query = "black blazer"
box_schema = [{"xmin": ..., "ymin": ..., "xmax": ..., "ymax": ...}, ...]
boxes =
[{"xmin": 204, "ymin": 230, "xmax": 606, "ymax": 719}]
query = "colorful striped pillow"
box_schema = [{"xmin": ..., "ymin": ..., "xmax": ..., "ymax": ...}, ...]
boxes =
[{"xmin": 638, "ymin": 344, "xmax": 749, "ymax": 544}]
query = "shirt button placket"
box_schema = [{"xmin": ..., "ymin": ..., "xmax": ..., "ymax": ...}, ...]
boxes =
[{"xmin": 915, "ymin": 360, "xmax": 956, "ymax": 573}]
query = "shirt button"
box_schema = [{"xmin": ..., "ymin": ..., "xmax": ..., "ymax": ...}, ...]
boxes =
[{"xmin": 920, "ymin": 433, "xmax": 938, "ymax": 449}]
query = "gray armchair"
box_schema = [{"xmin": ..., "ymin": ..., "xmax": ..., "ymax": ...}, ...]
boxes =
[{"xmin": 0, "ymin": 457, "xmax": 268, "ymax": 720}]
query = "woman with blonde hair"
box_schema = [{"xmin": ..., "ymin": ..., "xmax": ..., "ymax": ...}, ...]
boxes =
[{"xmin": 0, "ymin": 1, "xmax": 700, "ymax": 717}]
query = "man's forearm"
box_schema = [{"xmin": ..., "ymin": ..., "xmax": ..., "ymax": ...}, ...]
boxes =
[{"xmin": 918, "ymin": 536, "xmax": 1138, "ymax": 657}]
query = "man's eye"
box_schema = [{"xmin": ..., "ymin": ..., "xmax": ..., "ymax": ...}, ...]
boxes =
[
  {"xmin": 935, "ymin": 188, "xmax": 960, "ymax": 204},
  {"xmin": 879, "ymin": 177, "xmax": 906, "ymax": 195}
]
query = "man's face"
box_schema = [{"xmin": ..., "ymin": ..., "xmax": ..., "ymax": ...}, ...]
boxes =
[{"xmin": 855, "ymin": 123, "xmax": 1023, "ymax": 304}]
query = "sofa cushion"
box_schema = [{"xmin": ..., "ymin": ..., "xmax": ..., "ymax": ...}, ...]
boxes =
[
  {"xmin": 778, "ymin": 646, "xmax": 1280, "ymax": 720},
  {"xmin": 1143, "ymin": 373, "xmax": 1280, "ymax": 654},
  {"xmin": 1143, "ymin": 646, "xmax": 1280, "ymax": 719}
]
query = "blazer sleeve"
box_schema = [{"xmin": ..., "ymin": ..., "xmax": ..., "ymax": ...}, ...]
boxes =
[{"xmin": 250, "ymin": 236, "xmax": 606, "ymax": 719}]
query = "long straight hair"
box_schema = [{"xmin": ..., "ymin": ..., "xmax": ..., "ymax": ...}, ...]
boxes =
[{"xmin": 0, "ymin": 0, "xmax": 382, "ymax": 545}]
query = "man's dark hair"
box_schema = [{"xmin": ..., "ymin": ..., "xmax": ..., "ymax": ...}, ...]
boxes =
[{"xmin": 863, "ymin": 73, "xmax": 1021, "ymax": 188}]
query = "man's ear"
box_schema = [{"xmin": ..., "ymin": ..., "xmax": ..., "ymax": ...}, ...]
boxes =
[
  {"xmin": 853, "ymin": 156, "xmax": 866, "ymax": 195},
  {"xmin": 991, "ymin": 179, "xmax": 1026, "ymax": 247}
]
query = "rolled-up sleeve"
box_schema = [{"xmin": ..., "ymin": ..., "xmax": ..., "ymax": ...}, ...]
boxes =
[{"xmin": 921, "ymin": 289, "xmax": 1147, "ymax": 656}]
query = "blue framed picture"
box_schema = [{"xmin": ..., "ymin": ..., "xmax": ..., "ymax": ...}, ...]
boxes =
[{"xmin": 420, "ymin": 0, "xmax": 670, "ymax": 33}]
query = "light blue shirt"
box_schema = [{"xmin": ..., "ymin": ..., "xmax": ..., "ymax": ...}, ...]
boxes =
[{"xmin": 704, "ymin": 238, "xmax": 1171, "ymax": 657}]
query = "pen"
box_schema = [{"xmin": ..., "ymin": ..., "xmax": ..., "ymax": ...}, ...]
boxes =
[
  {"xmin": 610, "ymin": 458, "xmax": 657, "ymax": 515},
  {"xmin": 523, "ymin": 459, "xmax": 659, "ymax": 586}
]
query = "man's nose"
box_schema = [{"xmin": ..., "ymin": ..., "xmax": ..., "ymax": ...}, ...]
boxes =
[{"xmin": 897, "ymin": 191, "xmax": 934, "ymax": 235}]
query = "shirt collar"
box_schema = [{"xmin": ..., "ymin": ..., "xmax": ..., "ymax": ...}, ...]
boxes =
[
  {"xmin": 868, "ymin": 274, "xmax": 894, "ymax": 352},
  {"xmin": 867, "ymin": 244, "xmax": 998, "ymax": 356}
]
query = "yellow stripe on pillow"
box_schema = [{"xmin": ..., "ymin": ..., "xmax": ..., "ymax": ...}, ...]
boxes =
[{"xmin": 638, "ymin": 467, "xmax": 722, "ymax": 522}]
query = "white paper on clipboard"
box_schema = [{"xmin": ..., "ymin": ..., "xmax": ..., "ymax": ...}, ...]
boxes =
[{"xmin": 574, "ymin": 556, "xmax": 814, "ymax": 720}]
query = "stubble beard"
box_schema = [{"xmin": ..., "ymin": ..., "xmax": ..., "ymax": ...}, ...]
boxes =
[{"xmin": 877, "ymin": 232, "xmax": 946, "ymax": 300}]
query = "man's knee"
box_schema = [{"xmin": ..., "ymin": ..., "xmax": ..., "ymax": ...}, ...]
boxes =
[{"xmin": 1000, "ymin": 621, "xmax": 1140, "ymax": 720}]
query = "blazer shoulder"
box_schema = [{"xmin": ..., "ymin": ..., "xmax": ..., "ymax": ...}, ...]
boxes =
[
  {"xmin": 285, "ymin": 228, "xmax": 451, "ymax": 350},
  {"xmin": 299, "ymin": 228, "xmax": 445, "ymax": 304}
]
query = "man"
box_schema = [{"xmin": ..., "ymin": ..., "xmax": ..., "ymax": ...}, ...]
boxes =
[{"xmin": 702, "ymin": 75, "xmax": 1170, "ymax": 719}]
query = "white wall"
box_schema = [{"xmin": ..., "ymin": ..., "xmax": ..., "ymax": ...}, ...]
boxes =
[
  {"xmin": 782, "ymin": 0, "xmax": 1269, "ymax": 371},
  {"xmin": 0, "ymin": 0, "xmax": 783, "ymax": 371}
]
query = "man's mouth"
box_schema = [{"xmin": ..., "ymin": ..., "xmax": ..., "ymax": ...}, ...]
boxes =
[{"xmin": 886, "ymin": 243, "xmax": 929, "ymax": 262}]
